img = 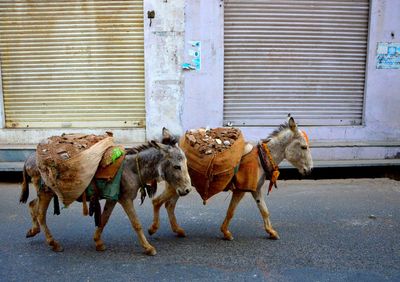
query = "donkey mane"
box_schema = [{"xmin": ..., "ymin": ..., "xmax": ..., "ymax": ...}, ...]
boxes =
[
  {"xmin": 260, "ymin": 122, "xmax": 291, "ymax": 142},
  {"xmin": 126, "ymin": 141, "xmax": 159, "ymax": 155}
]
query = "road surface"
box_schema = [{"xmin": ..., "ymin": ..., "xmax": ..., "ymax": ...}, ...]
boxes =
[{"xmin": 0, "ymin": 178, "xmax": 399, "ymax": 281}]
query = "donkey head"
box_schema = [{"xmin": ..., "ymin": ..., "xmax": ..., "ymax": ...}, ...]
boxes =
[
  {"xmin": 283, "ymin": 117, "xmax": 313, "ymax": 175},
  {"xmin": 153, "ymin": 139, "xmax": 192, "ymax": 197}
]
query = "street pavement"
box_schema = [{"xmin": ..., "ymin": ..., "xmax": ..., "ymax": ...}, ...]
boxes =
[{"xmin": 0, "ymin": 178, "xmax": 399, "ymax": 282}]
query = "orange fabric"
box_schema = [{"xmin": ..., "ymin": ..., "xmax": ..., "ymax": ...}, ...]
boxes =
[
  {"xmin": 300, "ymin": 130, "xmax": 309, "ymax": 145},
  {"xmin": 268, "ymin": 170, "xmax": 280, "ymax": 194},
  {"xmin": 232, "ymin": 147, "xmax": 259, "ymax": 192}
]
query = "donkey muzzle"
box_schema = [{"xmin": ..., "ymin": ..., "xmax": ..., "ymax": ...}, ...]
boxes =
[{"xmin": 177, "ymin": 186, "xmax": 192, "ymax": 196}]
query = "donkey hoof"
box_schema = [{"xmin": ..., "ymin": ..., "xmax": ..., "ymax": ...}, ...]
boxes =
[
  {"xmin": 50, "ymin": 241, "xmax": 64, "ymax": 252},
  {"xmin": 26, "ymin": 229, "xmax": 40, "ymax": 238},
  {"xmin": 269, "ymin": 232, "xmax": 280, "ymax": 240},
  {"xmin": 96, "ymin": 244, "xmax": 106, "ymax": 252},
  {"xmin": 144, "ymin": 246, "xmax": 157, "ymax": 256},
  {"xmin": 222, "ymin": 232, "xmax": 234, "ymax": 241},
  {"xmin": 148, "ymin": 227, "xmax": 157, "ymax": 236},
  {"xmin": 175, "ymin": 229, "xmax": 186, "ymax": 238}
]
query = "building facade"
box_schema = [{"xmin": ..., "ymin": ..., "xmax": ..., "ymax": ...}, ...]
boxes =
[{"xmin": 0, "ymin": 0, "xmax": 399, "ymax": 167}]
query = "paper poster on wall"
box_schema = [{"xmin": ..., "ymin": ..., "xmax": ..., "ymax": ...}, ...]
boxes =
[
  {"xmin": 376, "ymin": 42, "xmax": 400, "ymax": 69},
  {"xmin": 182, "ymin": 41, "xmax": 201, "ymax": 71}
]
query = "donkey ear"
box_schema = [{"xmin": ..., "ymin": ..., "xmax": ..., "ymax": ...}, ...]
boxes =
[
  {"xmin": 161, "ymin": 127, "xmax": 179, "ymax": 145},
  {"xmin": 288, "ymin": 117, "xmax": 297, "ymax": 131},
  {"xmin": 162, "ymin": 127, "xmax": 171, "ymax": 139}
]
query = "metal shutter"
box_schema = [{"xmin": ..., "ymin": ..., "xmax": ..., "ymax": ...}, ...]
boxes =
[
  {"xmin": 224, "ymin": 0, "xmax": 369, "ymax": 126},
  {"xmin": 0, "ymin": 0, "xmax": 145, "ymax": 128}
]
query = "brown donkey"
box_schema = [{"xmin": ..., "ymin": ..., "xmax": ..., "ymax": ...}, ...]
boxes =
[
  {"xmin": 20, "ymin": 140, "xmax": 192, "ymax": 255},
  {"xmin": 150, "ymin": 117, "xmax": 313, "ymax": 240}
]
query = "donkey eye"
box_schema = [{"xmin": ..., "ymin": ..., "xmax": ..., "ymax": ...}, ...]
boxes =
[
  {"xmin": 173, "ymin": 165, "xmax": 181, "ymax": 170},
  {"xmin": 301, "ymin": 145, "xmax": 308, "ymax": 150}
]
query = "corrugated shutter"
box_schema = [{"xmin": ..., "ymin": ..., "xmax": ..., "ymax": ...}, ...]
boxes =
[
  {"xmin": 224, "ymin": 0, "xmax": 369, "ymax": 126},
  {"xmin": 0, "ymin": 0, "xmax": 145, "ymax": 128}
]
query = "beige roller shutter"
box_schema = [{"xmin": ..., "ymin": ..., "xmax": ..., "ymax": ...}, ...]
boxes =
[
  {"xmin": 0, "ymin": 0, "xmax": 145, "ymax": 128},
  {"xmin": 224, "ymin": 0, "xmax": 369, "ymax": 126}
]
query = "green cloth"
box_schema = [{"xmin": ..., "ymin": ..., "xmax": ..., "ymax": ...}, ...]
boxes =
[
  {"xmin": 111, "ymin": 147, "xmax": 125, "ymax": 163},
  {"xmin": 86, "ymin": 161, "xmax": 124, "ymax": 201}
]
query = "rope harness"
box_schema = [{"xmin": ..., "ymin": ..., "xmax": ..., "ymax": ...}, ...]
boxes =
[
  {"xmin": 136, "ymin": 154, "xmax": 157, "ymax": 205},
  {"xmin": 258, "ymin": 142, "xmax": 280, "ymax": 195}
]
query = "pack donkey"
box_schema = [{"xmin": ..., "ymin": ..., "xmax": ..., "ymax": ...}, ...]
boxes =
[
  {"xmin": 150, "ymin": 117, "xmax": 313, "ymax": 240},
  {"xmin": 20, "ymin": 138, "xmax": 192, "ymax": 255}
]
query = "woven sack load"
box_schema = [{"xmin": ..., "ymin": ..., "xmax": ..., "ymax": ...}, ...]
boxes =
[
  {"xmin": 36, "ymin": 133, "xmax": 115, "ymax": 206},
  {"xmin": 179, "ymin": 127, "xmax": 245, "ymax": 201}
]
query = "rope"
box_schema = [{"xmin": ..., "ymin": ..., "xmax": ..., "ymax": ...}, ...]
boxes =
[{"xmin": 259, "ymin": 142, "xmax": 280, "ymax": 195}]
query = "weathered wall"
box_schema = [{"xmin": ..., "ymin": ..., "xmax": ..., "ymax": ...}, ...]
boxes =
[
  {"xmin": 182, "ymin": 0, "xmax": 400, "ymax": 160},
  {"xmin": 144, "ymin": 0, "xmax": 185, "ymax": 140},
  {"xmin": 181, "ymin": 0, "xmax": 224, "ymax": 130}
]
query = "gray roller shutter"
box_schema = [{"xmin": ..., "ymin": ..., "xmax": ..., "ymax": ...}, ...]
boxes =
[
  {"xmin": 0, "ymin": 0, "xmax": 145, "ymax": 128},
  {"xmin": 224, "ymin": 0, "xmax": 369, "ymax": 126}
]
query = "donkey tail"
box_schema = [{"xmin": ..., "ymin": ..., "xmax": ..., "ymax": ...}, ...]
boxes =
[{"xmin": 19, "ymin": 163, "xmax": 30, "ymax": 204}]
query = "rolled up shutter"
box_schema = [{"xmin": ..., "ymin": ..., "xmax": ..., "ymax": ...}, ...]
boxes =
[
  {"xmin": 0, "ymin": 0, "xmax": 145, "ymax": 128},
  {"xmin": 224, "ymin": 0, "xmax": 369, "ymax": 126}
]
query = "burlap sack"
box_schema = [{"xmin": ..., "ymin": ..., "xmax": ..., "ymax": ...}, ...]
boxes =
[
  {"xmin": 36, "ymin": 135, "xmax": 114, "ymax": 206},
  {"xmin": 179, "ymin": 129, "xmax": 245, "ymax": 201}
]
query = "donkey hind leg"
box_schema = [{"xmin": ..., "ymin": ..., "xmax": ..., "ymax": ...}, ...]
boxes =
[
  {"xmin": 220, "ymin": 190, "xmax": 246, "ymax": 241},
  {"xmin": 119, "ymin": 198, "xmax": 156, "ymax": 256},
  {"xmin": 25, "ymin": 176, "xmax": 42, "ymax": 238},
  {"xmin": 93, "ymin": 199, "xmax": 117, "ymax": 251},
  {"xmin": 26, "ymin": 198, "xmax": 40, "ymax": 238},
  {"xmin": 165, "ymin": 193, "xmax": 185, "ymax": 237},
  {"xmin": 36, "ymin": 191, "xmax": 63, "ymax": 252},
  {"xmin": 148, "ymin": 185, "xmax": 176, "ymax": 236},
  {"xmin": 251, "ymin": 189, "xmax": 280, "ymax": 240}
]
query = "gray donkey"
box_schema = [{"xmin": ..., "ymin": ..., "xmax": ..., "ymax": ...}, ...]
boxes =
[{"xmin": 20, "ymin": 137, "xmax": 192, "ymax": 256}]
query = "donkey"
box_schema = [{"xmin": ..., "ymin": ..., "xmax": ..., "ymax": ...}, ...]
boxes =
[
  {"xmin": 20, "ymin": 140, "xmax": 192, "ymax": 256},
  {"xmin": 149, "ymin": 117, "xmax": 313, "ymax": 240}
]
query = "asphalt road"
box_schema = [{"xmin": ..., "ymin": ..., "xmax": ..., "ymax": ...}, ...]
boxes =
[{"xmin": 0, "ymin": 178, "xmax": 399, "ymax": 282}]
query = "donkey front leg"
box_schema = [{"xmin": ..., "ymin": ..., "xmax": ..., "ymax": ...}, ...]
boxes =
[
  {"xmin": 93, "ymin": 199, "xmax": 117, "ymax": 251},
  {"xmin": 148, "ymin": 185, "xmax": 176, "ymax": 236},
  {"xmin": 119, "ymin": 199, "xmax": 157, "ymax": 256},
  {"xmin": 36, "ymin": 191, "xmax": 63, "ymax": 252},
  {"xmin": 220, "ymin": 190, "xmax": 245, "ymax": 241},
  {"xmin": 165, "ymin": 193, "xmax": 186, "ymax": 237},
  {"xmin": 251, "ymin": 189, "xmax": 280, "ymax": 240}
]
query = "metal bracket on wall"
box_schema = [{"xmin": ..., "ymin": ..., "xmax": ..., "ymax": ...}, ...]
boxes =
[{"xmin": 147, "ymin": 10, "xmax": 155, "ymax": 27}]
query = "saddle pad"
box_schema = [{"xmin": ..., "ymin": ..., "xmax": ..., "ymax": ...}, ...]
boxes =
[
  {"xmin": 232, "ymin": 147, "xmax": 259, "ymax": 192},
  {"xmin": 95, "ymin": 153, "xmax": 125, "ymax": 181},
  {"xmin": 86, "ymin": 161, "xmax": 124, "ymax": 201}
]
